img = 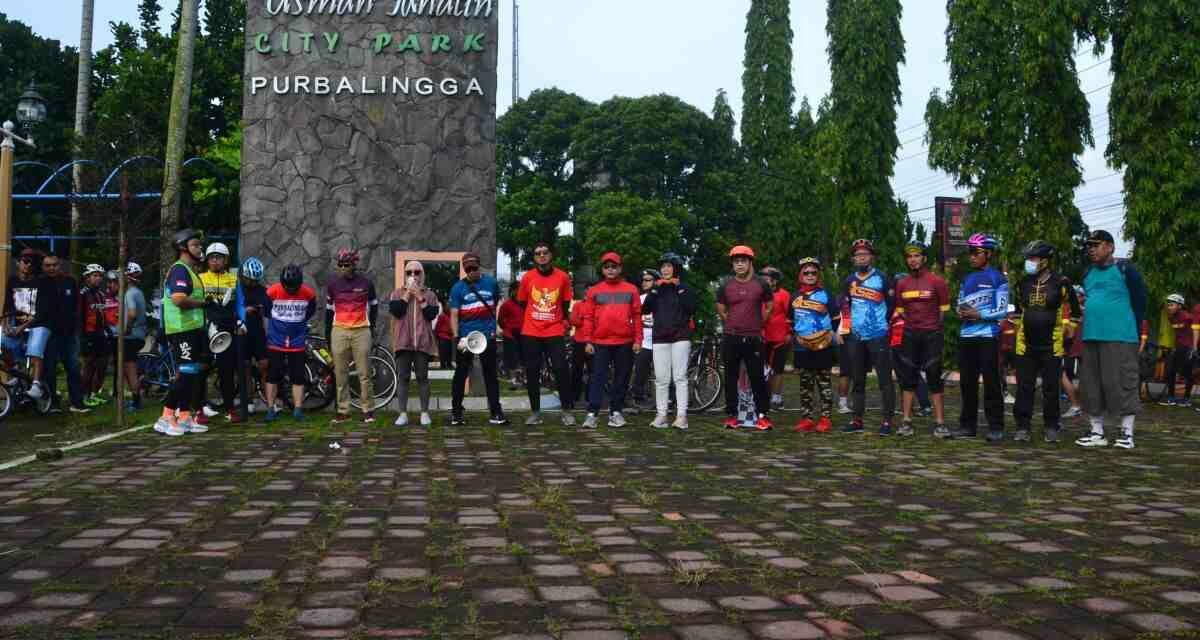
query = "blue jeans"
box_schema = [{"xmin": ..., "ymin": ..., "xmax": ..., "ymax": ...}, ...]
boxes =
[
  {"xmin": 42, "ymin": 334, "xmax": 85, "ymax": 408},
  {"xmin": 588, "ymin": 344, "xmax": 634, "ymax": 414}
]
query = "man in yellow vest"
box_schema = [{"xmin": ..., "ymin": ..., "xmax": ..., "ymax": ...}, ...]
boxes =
[
  {"xmin": 199, "ymin": 242, "xmax": 242, "ymax": 423},
  {"xmin": 154, "ymin": 229, "xmax": 212, "ymax": 437}
]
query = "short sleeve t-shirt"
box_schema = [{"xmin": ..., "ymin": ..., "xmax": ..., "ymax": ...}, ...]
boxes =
[
  {"xmin": 717, "ymin": 276, "xmax": 772, "ymax": 337},
  {"xmin": 518, "ymin": 268, "xmax": 572, "ymax": 338},
  {"xmin": 763, "ymin": 287, "xmax": 792, "ymax": 343},
  {"xmin": 267, "ymin": 283, "xmax": 316, "ymax": 351},
  {"xmin": 449, "ymin": 275, "xmax": 500, "ymax": 337},
  {"xmin": 166, "ymin": 264, "xmax": 195, "ymax": 297},
  {"xmin": 325, "ymin": 275, "xmax": 377, "ymax": 329},
  {"xmin": 894, "ymin": 269, "xmax": 949, "ymax": 332},
  {"xmin": 126, "ymin": 287, "xmax": 147, "ymax": 340}
]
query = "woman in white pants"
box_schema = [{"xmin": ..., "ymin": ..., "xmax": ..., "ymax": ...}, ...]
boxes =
[{"xmin": 642, "ymin": 252, "xmax": 698, "ymax": 429}]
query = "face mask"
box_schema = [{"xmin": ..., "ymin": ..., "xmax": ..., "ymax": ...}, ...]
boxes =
[{"xmin": 1024, "ymin": 260, "xmax": 1039, "ymax": 275}]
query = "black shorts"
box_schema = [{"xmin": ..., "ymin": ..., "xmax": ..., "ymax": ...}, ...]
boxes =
[
  {"xmin": 896, "ymin": 329, "xmax": 944, "ymax": 392},
  {"xmin": 243, "ymin": 333, "xmax": 268, "ymax": 362},
  {"xmin": 84, "ymin": 332, "xmax": 110, "ymax": 355},
  {"xmin": 168, "ymin": 329, "xmax": 208, "ymax": 371},
  {"xmin": 123, "ymin": 338, "xmax": 146, "ymax": 356},
  {"xmin": 764, "ymin": 341, "xmax": 789, "ymax": 374},
  {"xmin": 268, "ymin": 350, "xmax": 307, "ymax": 385}
]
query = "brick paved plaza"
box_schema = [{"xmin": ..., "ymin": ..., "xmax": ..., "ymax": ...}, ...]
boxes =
[{"xmin": 0, "ymin": 405, "xmax": 1198, "ymax": 639}]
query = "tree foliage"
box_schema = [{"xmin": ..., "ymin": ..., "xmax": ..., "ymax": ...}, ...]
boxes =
[
  {"xmin": 925, "ymin": 0, "xmax": 1099, "ymax": 270},
  {"xmin": 1106, "ymin": 0, "xmax": 1200, "ymax": 300},
  {"xmin": 741, "ymin": 0, "xmax": 794, "ymax": 166},
  {"xmin": 0, "ymin": 12, "xmax": 78, "ymax": 165},
  {"xmin": 576, "ymin": 191, "xmax": 680, "ymax": 276}
]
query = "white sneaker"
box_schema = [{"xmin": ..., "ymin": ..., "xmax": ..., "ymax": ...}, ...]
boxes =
[
  {"xmin": 1114, "ymin": 435, "xmax": 1135, "ymax": 449},
  {"xmin": 837, "ymin": 399, "xmax": 852, "ymax": 415},
  {"xmin": 1004, "ymin": 393, "xmax": 1016, "ymax": 405},
  {"xmin": 27, "ymin": 381, "xmax": 44, "ymax": 399},
  {"xmin": 582, "ymin": 413, "xmax": 598, "ymax": 429},
  {"xmin": 394, "ymin": 413, "xmax": 409, "ymax": 427},
  {"xmin": 153, "ymin": 417, "xmax": 171, "ymax": 434},
  {"xmin": 420, "ymin": 412, "xmax": 432, "ymax": 426},
  {"xmin": 163, "ymin": 421, "xmax": 186, "ymax": 437},
  {"xmin": 561, "ymin": 411, "xmax": 576, "ymax": 427},
  {"xmin": 1075, "ymin": 433, "xmax": 1108, "ymax": 447},
  {"xmin": 608, "ymin": 412, "xmax": 626, "ymax": 428},
  {"xmin": 672, "ymin": 416, "xmax": 689, "ymax": 430},
  {"xmin": 650, "ymin": 415, "xmax": 670, "ymax": 429},
  {"xmin": 525, "ymin": 413, "xmax": 544, "ymax": 426},
  {"xmin": 1062, "ymin": 406, "xmax": 1082, "ymax": 418},
  {"xmin": 245, "ymin": 402, "xmax": 256, "ymax": 415},
  {"xmin": 181, "ymin": 418, "xmax": 208, "ymax": 434},
  {"xmin": 201, "ymin": 405, "xmax": 219, "ymax": 418}
]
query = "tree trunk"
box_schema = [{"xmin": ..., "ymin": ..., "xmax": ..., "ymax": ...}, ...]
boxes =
[
  {"xmin": 71, "ymin": 0, "xmax": 94, "ymax": 269},
  {"xmin": 160, "ymin": 0, "xmax": 200, "ymax": 273}
]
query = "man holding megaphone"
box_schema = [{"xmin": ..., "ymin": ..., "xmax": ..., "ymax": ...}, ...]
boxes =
[{"xmin": 448, "ymin": 252, "xmax": 508, "ymax": 426}]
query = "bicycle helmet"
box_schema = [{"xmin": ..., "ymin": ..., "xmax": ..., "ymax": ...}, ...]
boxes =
[
  {"xmin": 105, "ymin": 270, "xmax": 118, "ymax": 281},
  {"xmin": 659, "ymin": 252, "xmax": 684, "ymax": 269},
  {"xmin": 729, "ymin": 245, "xmax": 755, "ymax": 260},
  {"xmin": 967, "ymin": 233, "xmax": 999, "ymax": 251},
  {"xmin": 336, "ymin": 248, "xmax": 360, "ymax": 266},
  {"xmin": 83, "ymin": 263, "xmax": 104, "ymax": 277},
  {"xmin": 1167, "ymin": 293, "xmax": 1185, "ymax": 306},
  {"xmin": 205, "ymin": 242, "xmax": 231, "ymax": 258},
  {"xmin": 281, "ymin": 264, "xmax": 304, "ymax": 293},
  {"xmin": 759, "ymin": 266, "xmax": 783, "ymax": 280},
  {"xmin": 241, "ymin": 257, "xmax": 264, "ymax": 281},
  {"xmin": 904, "ymin": 241, "xmax": 927, "ymax": 256},
  {"xmin": 125, "ymin": 262, "xmax": 143, "ymax": 277},
  {"xmin": 172, "ymin": 228, "xmax": 203, "ymax": 249},
  {"xmin": 1022, "ymin": 240, "xmax": 1054, "ymax": 259},
  {"xmin": 798, "ymin": 256, "xmax": 821, "ymax": 269},
  {"xmin": 641, "ymin": 269, "xmax": 661, "ymax": 281},
  {"xmin": 850, "ymin": 238, "xmax": 875, "ymax": 255}
]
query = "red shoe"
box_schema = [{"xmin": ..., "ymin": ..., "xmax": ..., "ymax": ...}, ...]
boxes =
[
  {"xmin": 226, "ymin": 410, "xmax": 243, "ymax": 424},
  {"xmin": 815, "ymin": 417, "xmax": 833, "ymax": 433},
  {"xmin": 755, "ymin": 415, "xmax": 774, "ymax": 431},
  {"xmin": 723, "ymin": 417, "xmax": 739, "ymax": 429},
  {"xmin": 194, "ymin": 413, "xmax": 209, "ymax": 426},
  {"xmin": 331, "ymin": 413, "xmax": 351, "ymax": 424},
  {"xmin": 793, "ymin": 418, "xmax": 816, "ymax": 433},
  {"xmin": 363, "ymin": 412, "xmax": 376, "ymax": 424}
]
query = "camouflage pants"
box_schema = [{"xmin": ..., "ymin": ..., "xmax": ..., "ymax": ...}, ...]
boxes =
[{"xmin": 797, "ymin": 368, "xmax": 833, "ymax": 419}]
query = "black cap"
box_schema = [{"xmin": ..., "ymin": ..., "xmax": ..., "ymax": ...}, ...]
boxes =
[{"xmin": 1087, "ymin": 229, "xmax": 1115, "ymax": 244}]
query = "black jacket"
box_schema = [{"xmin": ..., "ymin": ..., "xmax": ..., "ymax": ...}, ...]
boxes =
[
  {"xmin": 47, "ymin": 276, "xmax": 80, "ymax": 336},
  {"xmin": 642, "ymin": 280, "xmax": 697, "ymax": 344}
]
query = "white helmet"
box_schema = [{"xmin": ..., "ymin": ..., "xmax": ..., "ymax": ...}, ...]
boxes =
[
  {"xmin": 1167, "ymin": 293, "xmax": 1185, "ymax": 305},
  {"xmin": 206, "ymin": 242, "xmax": 231, "ymax": 258},
  {"xmin": 105, "ymin": 270, "xmax": 118, "ymax": 281},
  {"xmin": 83, "ymin": 263, "xmax": 104, "ymax": 277},
  {"xmin": 126, "ymin": 262, "xmax": 143, "ymax": 276}
]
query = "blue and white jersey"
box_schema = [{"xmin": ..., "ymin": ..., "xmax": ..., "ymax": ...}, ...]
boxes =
[
  {"xmin": 841, "ymin": 269, "xmax": 893, "ymax": 341},
  {"xmin": 790, "ymin": 288, "xmax": 835, "ymax": 350},
  {"xmin": 958, "ymin": 268, "xmax": 1009, "ymax": 339}
]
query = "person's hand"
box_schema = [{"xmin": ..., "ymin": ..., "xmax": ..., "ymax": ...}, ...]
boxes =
[
  {"xmin": 1139, "ymin": 342, "xmax": 1145, "ymax": 355},
  {"xmin": 959, "ymin": 307, "xmax": 980, "ymax": 321},
  {"xmin": 457, "ymin": 337, "xmax": 469, "ymax": 352},
  {"xmin": 585, "ymin": 343, "xmax": 595, "ymax": 355},
  {"xmin": 236, "ymin": 320, "xmax": 247, "ymax": 336}
]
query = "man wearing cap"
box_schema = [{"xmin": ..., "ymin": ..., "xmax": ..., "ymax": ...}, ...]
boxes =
[
  {"xmin": 325, "ymin": 248, "xmax": 379, "ymax": 425},
  {"xmin": 1159, "ymin": 293, "xmax": 1192, "ymax": 408},
  {"xmin": 580, "ymin": 252, "xmax": 642, "ymax": 429},
  {"xmin": 893, "ymin": 242, "xmax": 949, "ymax": 437},
  {"xmin": 2, "ymin": 248, "xmax": 55, "ymax": 401},
  {"xmin": 39, "ymin": 253, "xmax": 88, "ymax": 413},
  {"xmin": 448, "ymin": 252, "xmax": 508, "ymax": 426},
  {"xmin": 1076, "ymin": 230, "xmax": 1148, "ymax": 450},
  {"xmin": 517, "ymin": 241, "xmax": 576, "ymax": 426},
  {"xmin": 717, "ymin": 245, "xmax": 774, "ymax": 431}
]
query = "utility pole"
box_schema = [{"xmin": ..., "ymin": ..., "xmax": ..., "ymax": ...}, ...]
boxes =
[{"xmin": 512, "ymin": 0, "xmax": 519, "ymax": 106}]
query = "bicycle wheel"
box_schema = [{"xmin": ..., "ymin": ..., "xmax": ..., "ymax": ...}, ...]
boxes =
[
  {"xmin": 689, "ymin": 363, "xmax": 722, "ymax": 412},
  {"xmin": 349, "ymin": 354, "xmax": 398, "ymax": 411},
  {"xmin": 137, "ymin": 353, "xmax": 174, "ymax": 399},
  {"xmin": 302, "ymin": 360, "xmax": 335, "ymax": 411},
  {"xmin": 0, "ymin": 385, "xmax": 11, "ymax": 420}
]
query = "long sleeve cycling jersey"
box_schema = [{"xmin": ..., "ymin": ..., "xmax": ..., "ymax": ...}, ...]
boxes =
[{"xmin": 958, "ymin": 267, "xmax": 1009, "ymax": 339}]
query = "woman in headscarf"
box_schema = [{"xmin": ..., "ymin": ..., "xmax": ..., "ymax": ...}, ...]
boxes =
[{"xmin": 389, "ymin": 260, "xmax": 440, "ymax": 426}]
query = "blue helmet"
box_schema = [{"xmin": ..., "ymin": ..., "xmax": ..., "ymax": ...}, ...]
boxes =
[
  {"xmin": 241, "ymin": 257, "xmax": 264, "ymax": 281},
  {"xmin": 967, "ymin": 233, "xmax": 999, "ymax": 251}
]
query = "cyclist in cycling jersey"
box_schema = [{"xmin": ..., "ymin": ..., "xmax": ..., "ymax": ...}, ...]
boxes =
[
  {"xmin": 838, "ymin": 239, "xmax": 896, "ymax": 435},
  {"xmin": 155, "ymin": 228, "xmax": 211, "ymax": 437},
  {"xmin": 954, "ymin": 232, "xmax": 1009, "ymax": 442},
  {"xmin": 1012, "ymin": 241, "xmax": 1081, "ymax": 443},
  {"xmin": 265, "ymin": 264, "xmax": 317, "ymax": 422},
  {"xmin": 122, "ymin": 262, "xmax": 148, "ymax": 412},
  {"xmin": 199, "ymin": 242, "xmax": 242, "ymax": 423},
  {"xmin": 238, "ymin": 257, "xmax": 270, "ymax": 414},
  {"xmin": 1160, "ymin": 293, "xmax": 1193, "ymax": 408},
  {"xmin": 790, "ymin": 257, "xmax": 838, "ymax": 433},
  {"xmin": 893, "ymin": 242, "xmax": 950, "ymax": 437},
  {"xmin": 79, "ymin": 264, "xmax": 110, "ymax": 407}
]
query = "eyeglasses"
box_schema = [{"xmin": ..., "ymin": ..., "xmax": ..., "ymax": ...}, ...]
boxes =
[
  {"xmin": 533, "ymin": 250, "xmax": 551, "ymax": 257},
  {"xmin": 464, "ymin": 265, "xmax": 480, "ymax": 273},
  {"xmin": 405, "ymin": 270, "xmax": 422, "ymax": 275}
]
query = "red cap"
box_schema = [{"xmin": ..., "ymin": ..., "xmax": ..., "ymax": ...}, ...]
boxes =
[{"xmin": 600, "ymin": 251, "xmax": 622, "ymax": 265}]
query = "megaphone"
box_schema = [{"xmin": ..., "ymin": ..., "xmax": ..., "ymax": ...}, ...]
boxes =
[
  {"xmin": 465, "ymin": 330, "xmax": 487, "ymax": 355},
  {"xmin": 208, "ymin": 322, "xmax": 233, "ymax": 354}
]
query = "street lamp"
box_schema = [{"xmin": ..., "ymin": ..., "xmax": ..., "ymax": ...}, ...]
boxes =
[{"xmin": 1, "ymin": 81, "xmax": 46, "ymax": 318}]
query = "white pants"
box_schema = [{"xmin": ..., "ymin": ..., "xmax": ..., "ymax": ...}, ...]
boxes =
[{"xmin": 653, "ymin": 341, "xmax": 691, "ymax": 417}]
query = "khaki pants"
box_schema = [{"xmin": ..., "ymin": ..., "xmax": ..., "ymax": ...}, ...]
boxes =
[{"xmin": 331, "ymin": 326, "xmax": 373, "ymax": 415}]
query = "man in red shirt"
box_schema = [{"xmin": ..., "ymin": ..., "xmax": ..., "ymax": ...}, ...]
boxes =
[
  {"xmin": 517, "ymin": 241, "xmax": 576, "ymax": 426},
  {"xmin": 759, "ymin": 267, "xmax": 791, "ymax": 410},
  {"xmin": 893, "ymin": 243, "xmax": 950, "ymax": 437},
  {"xmin": 580, "ymin": 252, "xmax": 642, "ymax": 429},
  {"xmin": 1161, "ymin": 293, "xmax": 1193, "ymax": 407},
  {"xmin": 717, "ymin": 245, "xmax": 774, "ymax": 431}
]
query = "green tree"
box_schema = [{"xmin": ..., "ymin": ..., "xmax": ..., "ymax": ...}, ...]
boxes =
[
  {"xmin": 818, "ymin": 0, "xmax": 907, "ymax": 275},
  {"xmin": 159, "ymin": 0, "xmax": 201, "ymax": 271},
  {"xmin": 925, "ymin": 0, "xmax": 1098, "ymax": 270},
  {"xmin": 576, "ymin": 191, "xmax": 679, "ymax": 276},
  {"xmin": 1106, "ymin": 0, "xmax": 1200, "ymax": 300},
  {"xmin": 0, "ymin": 13, "xmax": 78, "ymax": 166},
  {"xmin": 741, "ymin": 0, "xmax": 794, "ymax": 166}
]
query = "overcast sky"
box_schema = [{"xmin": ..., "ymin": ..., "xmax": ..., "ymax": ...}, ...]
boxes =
[{"xmin": 10, "ymin": 1, "xmax": 1126, "ymax": 259}]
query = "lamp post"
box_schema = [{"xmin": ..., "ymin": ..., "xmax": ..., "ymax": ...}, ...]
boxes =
[{"xmin": 0, "ymin": 82, "xmax": 48, "ymax": 317}]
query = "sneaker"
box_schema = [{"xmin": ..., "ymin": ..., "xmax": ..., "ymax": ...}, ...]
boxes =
[
  {"xmin": 723, "ymin": 417, "xmax": 739, "ymax": 430},
  {"xmin": 1114, "ymin": 435, "xmax": 1135, "ymax": 449},
  {"xmin": 163, "ymin": 421, "xmax": 186, "ymax": 437},
  {"xmin": 201, "ymin": 405, "xmax": 219, "ymax": 418},
  {"xmin": 933, "ymin": 424, "xmax": 951, "ymax": 439},
  {"xmin": 608, "ymin": 412, "xmax": 627, "ymax": 428},
  {"xmin": 1062, "ymin": 406, "xmax": 1082, "ymax": 418},
  {"xmin": 69, "ymin": 405, "xmax": 91, "ymax": 414},
  {"xmin": 651, "ymin": 414, "xmax": 670, "ymax": 429},
  {"xmin": 918, "ymin": 406, "xmax": 934, "ymax": 418},
  {"xmin": 1159, "ymin": 397, "xmax": 1176, "ymax": 406},
  {"xmin": 794, "ymin": 418, "xmax": 816, "ymax": 433},
  {"xmin": 363, "ymin": 412, "xmax": 376, "ymax": 424},
  {"xmin": 525, "ymin": 413, "xmax": 544, "ymax": 426},
  {"xmin": 582, "ymin": 413, "xmax": 598, "ymax": 429},
  {"xmin": 488, "ymin": 413, "xmax": 510, "ymax": 425},
  {"xmin": 194, "ymin": 412, "xmax": 209, "ymax": 426},
  {"xmin": 837, "ymin": 398, "xmax": 852, "ymax": 414},
  {"xmin": 949, "ymin": 427, "xmax": 977, "ymax": 439},
  {"xmin": 124, "ymin": 399, "xmax": 139, "ymax": 413},
  {"xmin": 842, "ymin": 420, "xmax": 864, "ymax": 434},
  {"xmin": 755, "ymin": 415, "xmax": 773, "ymax": 431},
  {"xmin": 450, "ymin": 413, "xmax": 466, "ymax": 426},
  {"xmin": 1013, "ymin": 429, "xmax": 1030, "ymax": 442},
  {"xmin": 815, "ymin": 417, "xmax": 833, "ymax": 433},
  {"xmin": 771, "ymin": 397, "xmax": 785, "ymax": 410},
  {"xmin": 672, "ymin": 416, "xmax": 689, "ymax": 430},
  {"xmin": 292, "ymin": 409, "xmax": 305, "ymax": 422},
  {"xmin": 245, "ymin": 402, "xmax": 256, "ymax": 415},
  {"xmin": 394, "ymin": 413, "xmax": 409, "ymax": 427},
  {"xmin": 83, "ymin": 393, "xmax": 103, "ymax": 407},
  {"xmin": 561, "ymin": 411, "xmax": 576, "ymax": 427},
  {"xmin": 153, "ymin": 417, "xmax": 171, "ymax": 434},
  {"xmin": 1004, "ymin": 393, "xmax": 1016, "ymax": 404},
  {"xmin": 181, "ymin": 418, "xmax": 208, "ymax": 434},
  {"xmin": 331, "ymin": 413, "xmax": 352, "ymax": 424},
  {"xmin": 986, "ymin": 430, "xmax": 1004, "ymax": 443},
  {"xmin": 422, "ymin": 412, "xmax": 435, "ymax": 426},
  {"xmin": 265, "ymin": 409, "xmax": 279, "ymax": 423},
  {"xmin": 226, "ymin": 410, "xmax": 244, "ymax": 424},
  {"xmin": 897, "ymin": 421, "xmax": 915, "ymax": 437},
  {"xmin": 879, "ymin": 421, "xmax": 893, "ymax": 437},
  {"xmin": 1044, "ymin": 428, "xmax": 1060, "ymax": 443},
  {"xmin": 1075, "ymin": 433, "xmax": 1109, "ymax": 447}
]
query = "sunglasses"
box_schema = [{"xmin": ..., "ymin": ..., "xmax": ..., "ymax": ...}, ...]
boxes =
[
  {"xmin": 801, "ymin": 270, "xmax": 819, "ymax": 276},
  {"xmin": 336, "ymin": 263, "xmax": 354, "ymax": 268},
  {"xmin": 464, "ymin": 265, "xmax": 480, "ymax": 273},
  {"xmin": 642, "ymin": 277, "xmax": 655, "ymax": 282},
  {"xmin": 969, "ymin": 248, "xmax": 987, "ymax": 255},
  {"xmin": 533, "ymin": 250, "xmax": 551, "ymax": 257},
  {"xmin": 405, "ymin": 270, "xmax": 422, "ymax": 275},
  {"xmin": 602, "ymin": 263, "xmax": 620, "ymax": 269}
]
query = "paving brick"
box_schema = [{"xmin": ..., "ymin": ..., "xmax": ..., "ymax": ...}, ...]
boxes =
[
  {"xmin": 674, "ymin": 625, "xmax": 752, "ymax": 640},
  {"xmin": 537, "ymin": 586, "xmax": 600, "ymax": 602}
]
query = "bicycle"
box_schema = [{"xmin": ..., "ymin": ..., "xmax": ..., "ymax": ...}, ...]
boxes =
[
  {"xmin": 306, "ymin": 336, "xmax": 398, "ymax": 412},
  {"xmin": 0, "ymin": 353, "xmax": 53, "ymax": 419},
  {"xmin": 687, "ymin": 333, "xmax": 723, "ymax": 412}
]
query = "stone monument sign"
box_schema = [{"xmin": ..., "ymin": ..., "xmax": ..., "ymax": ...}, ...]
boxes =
[{"xmin": 239, "ymin": 0, "xmax": 499, "ymax": 308}]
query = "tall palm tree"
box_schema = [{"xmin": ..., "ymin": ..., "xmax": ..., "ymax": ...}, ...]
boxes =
[
  {"xmin": 160, "ymin": 0, "xmax": 200, "ymax": 271},
  {"xmin": 71, "ymin": 0, "xmax": 94, "ymax": 267}
]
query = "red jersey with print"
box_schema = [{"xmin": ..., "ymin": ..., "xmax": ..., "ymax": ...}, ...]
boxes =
[
  {"xmin": 101, "ymin": 290, "xmax": 119, "ymax": 331},
  {"xmin": 324, "ymin": 275, "xmax": 377, "ymax": 329},
  {"xmin": 763, "ymin": 288, "xmax": 792, "ymax": 343},
  {"xmin": 266, "ymin": 283, "xmax": 317, "ymax": 352},
  {"xmin": 582, "ymin": 280, "xmax": 642, "ymax": 345},
  {"xmin": 894, "ymin": 269, "xmax": 950, "ymax": 332},
  {"xmin": 1170, "ymin": 310, "xmax": 1193, "ymax": 349},
  {"xmin": 518, "ymin": 268, "xmax": 572, "ymax": 338}
]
